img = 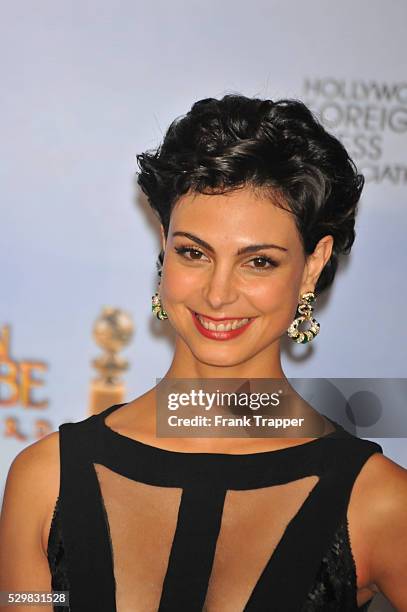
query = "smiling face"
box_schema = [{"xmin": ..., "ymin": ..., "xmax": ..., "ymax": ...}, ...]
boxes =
[{"xmin": 158, "ymin": 186, "xmax": 333, "ymax": 375}]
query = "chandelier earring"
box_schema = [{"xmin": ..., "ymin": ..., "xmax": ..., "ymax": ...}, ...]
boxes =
[
  {"xmin": 152, "ymin": 292, "xmax": 168, "ymax": 320},
  {"xmin": 287, "ymin": 291, "xmax": 320, "ymax": 344},
  {"xmin": 151, "ymin": 250, "xmax": 168, "ymax": 320}
]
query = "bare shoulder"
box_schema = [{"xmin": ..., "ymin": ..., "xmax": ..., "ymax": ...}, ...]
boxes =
[
  {"xmin": 0, "ymin": 431, "xmax": 61, "ymax": 591},
  {"xmin": 2, "ymin": 433, "xmax": 60, "ymax": 534},
  {"xmin": 353, "ymin": 450, "xmax": 407, "ymax": 503},
  {"xmin": 350, "ymin": 450, "xmax": 407, "ymax": 522},
  {"xmin": 4, "ymin": 430, "xmax": 61, "ymax": 497}
]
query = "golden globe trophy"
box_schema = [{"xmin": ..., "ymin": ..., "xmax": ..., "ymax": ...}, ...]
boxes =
[{"xmin": 88, "ymin": 306, "xmax": 134, "ymax": 416}]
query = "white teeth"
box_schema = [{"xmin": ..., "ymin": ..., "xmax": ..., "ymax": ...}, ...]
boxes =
[{"xmin": 196, "ymin": 314, "xmax": 250, "ymax": 331}]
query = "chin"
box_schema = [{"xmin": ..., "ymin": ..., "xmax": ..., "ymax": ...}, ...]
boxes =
[{"xmin": 191, "ymin": 348, "xmax": 250, "ymax": 368}]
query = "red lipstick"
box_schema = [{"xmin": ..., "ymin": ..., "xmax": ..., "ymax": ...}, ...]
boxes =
[{"xmin": 191, "ymin": 310, "xmax": 255, "ymax": 341}]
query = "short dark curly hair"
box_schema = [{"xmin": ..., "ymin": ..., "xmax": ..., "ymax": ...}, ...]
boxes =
[{"xmin": 136, "ymin": 94, "xmax": 364, "ymax": 294}]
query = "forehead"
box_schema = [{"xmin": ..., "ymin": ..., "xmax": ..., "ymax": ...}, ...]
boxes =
[{"xmin": 170, "ymin": 188, "xmax": 300, "ymax": 245}]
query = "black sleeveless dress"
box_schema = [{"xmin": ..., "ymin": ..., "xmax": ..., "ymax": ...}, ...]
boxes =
[{"xmin": 47, "ymin": 402, "xmax": 383, "ymax": 611}]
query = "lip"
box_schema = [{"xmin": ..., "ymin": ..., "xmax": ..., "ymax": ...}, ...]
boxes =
[
  {"xmin": 189, "ymin": 308, "xmax": 250, "ymax": 322},
  {"xmin": 191, "ymin": 310, "xmax": 255, "ymax": 341}
]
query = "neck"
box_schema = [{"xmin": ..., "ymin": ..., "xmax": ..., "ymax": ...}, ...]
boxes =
[{"xmin": 163, "ymin": 335, "xmax": 286, "ymax": 380}]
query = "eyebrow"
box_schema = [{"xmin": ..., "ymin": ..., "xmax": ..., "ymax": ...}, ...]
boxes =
[{"xmin": 171, "ymin": 231, "xmax": 288, "ymax": 254}]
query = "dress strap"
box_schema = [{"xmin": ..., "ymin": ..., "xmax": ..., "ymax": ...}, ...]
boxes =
[
  {"xmin": 98, "ymin": 401, "xmax": 128, "ymax": 418},
  {"xmin": 57, "ymin": 415, "xmax": 117, "ymax": 611}
]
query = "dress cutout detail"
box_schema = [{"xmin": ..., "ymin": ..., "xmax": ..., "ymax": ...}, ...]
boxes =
[{"xmin": 47, "ymin": 402, "xmax": 383, "ymax": 611}]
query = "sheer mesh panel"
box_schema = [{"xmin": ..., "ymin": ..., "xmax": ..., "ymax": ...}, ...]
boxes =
[
  {"xmin": 94, "ymin": 462, "xmax": 319, "ymax": 612},
  {"xmin": 203, "ymin": 476, "xmax": 320, "ymax": 611},
  {"xmin": 93, "ymin": 463, "xmax": 183, "ymax": 612}
]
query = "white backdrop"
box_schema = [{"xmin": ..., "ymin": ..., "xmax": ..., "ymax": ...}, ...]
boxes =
[{"xmin": 1, "ymin": 0, "xmax": 406, "ymax": 514}]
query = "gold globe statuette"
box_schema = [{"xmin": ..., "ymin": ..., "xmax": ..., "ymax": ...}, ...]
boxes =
[{"xmin": 88, "ymin": 306, "xmax": 134, "ymax": 415}]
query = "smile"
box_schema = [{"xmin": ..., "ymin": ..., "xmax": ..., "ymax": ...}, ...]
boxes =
[{"xmin": 191, "ymin": 310, "xmax": 255, "ymax": 340}]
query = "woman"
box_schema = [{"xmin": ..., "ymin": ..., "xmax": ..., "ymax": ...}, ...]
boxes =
[{"xmin": 1, "ymin": 94, "xmax": 406, "ymax": 611}]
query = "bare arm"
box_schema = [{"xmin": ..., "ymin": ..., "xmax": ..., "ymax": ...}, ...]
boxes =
[
  {"xmin": 364, "ymin": 454, "xmax": 407, "ymax": 610},
  {"xmin": 0, "ymin": 432, "xmax": 60, "ymax": 611}
]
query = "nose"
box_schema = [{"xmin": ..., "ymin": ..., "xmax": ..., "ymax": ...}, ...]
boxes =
[{"xmin": 202, "ymin": 264, "xmax": 239, "ymax": 310}]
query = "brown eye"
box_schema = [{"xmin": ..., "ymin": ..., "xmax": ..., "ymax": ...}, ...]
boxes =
[
  {"xmin": 252, "ymin": 258, "xmax": 268, "ymax": 268},
  {"xmin": 189, "ymin": 249, "xmax": 204, "ymax": 260},
  {"xmin": 174, "ymin": 246, "xmax": 206, "ymax": 260},
  {"xmin": 247, "ymin": 256, "xmax": 278, "ymax": 270}
]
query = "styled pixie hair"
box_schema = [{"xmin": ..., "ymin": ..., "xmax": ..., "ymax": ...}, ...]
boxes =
[{"xmin": 136, "ymin": 94, "xmax": 364, "ymax": 294}]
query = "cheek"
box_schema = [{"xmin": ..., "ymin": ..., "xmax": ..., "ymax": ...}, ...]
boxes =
[
  {"xmin": 160, "ymin": 264, "xmax": 199, "ymax": 302},
  {"xmin": 247, "ymin": 273, "xmax": 299, "ymax": 313}
]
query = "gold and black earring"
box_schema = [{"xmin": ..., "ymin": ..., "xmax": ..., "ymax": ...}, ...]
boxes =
[
  {"xmin": 151, "ymin": 250, "xmax": 168, "ymax": 320},
  {"xmin": 151, "ymin": 292, "xmax": 168, "ymax": 320},
  {"xmin": 287, "ymin": 291, "xmax": 320, "ymax": 343}
]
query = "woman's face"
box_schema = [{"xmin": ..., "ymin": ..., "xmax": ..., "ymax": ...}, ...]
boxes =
[{"xmin": 158, "ymin": 187, "xmax": 332, "ymax": 369}]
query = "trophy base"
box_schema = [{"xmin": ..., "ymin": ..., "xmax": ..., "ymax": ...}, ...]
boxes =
[{"xmin": 88, "ymin": 380, "xmax": 126, "ymax": 416}]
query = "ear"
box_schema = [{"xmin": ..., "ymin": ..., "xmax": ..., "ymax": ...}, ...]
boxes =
[
  {"xmin": 160, "ymin": 225, "xmax": 167, "ymax": 252},
  {"xmin": 301, "ymin": 235, "xmax": 334, "ymax": 293}
]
